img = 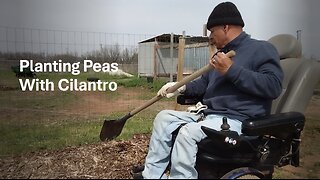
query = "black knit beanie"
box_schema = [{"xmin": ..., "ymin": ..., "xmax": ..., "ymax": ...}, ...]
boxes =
[{"xmin": 207, "ymin": 2, "xmax": 244, "ymax": 30}]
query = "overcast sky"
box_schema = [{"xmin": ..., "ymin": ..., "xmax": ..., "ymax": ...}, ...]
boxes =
[{"xmin": 0, "ymin": 0, "xmax": 319, "ymax": 58}]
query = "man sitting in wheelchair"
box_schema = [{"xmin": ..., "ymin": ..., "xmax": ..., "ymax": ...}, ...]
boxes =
[{"xmin": 138, "ymin": 2, "xmax": 286, "ymax": 179}]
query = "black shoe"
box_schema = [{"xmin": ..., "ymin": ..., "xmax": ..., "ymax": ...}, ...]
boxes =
[
  {"xmin": 132, "ymin": 165, "xmax": 145, "ymax": 173},
  {"xmin": 132, "ymin": 172, "xmax": 143, "ymax": 179}
]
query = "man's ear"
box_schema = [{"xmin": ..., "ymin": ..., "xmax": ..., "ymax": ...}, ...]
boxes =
[{"xmin": 223, "ymin": 25, "xmax": 228, "ymax": 32}]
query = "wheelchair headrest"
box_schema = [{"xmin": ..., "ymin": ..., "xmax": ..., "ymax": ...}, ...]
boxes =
[{"xmin": 268, "ymin": 34, "xmax": 302, "ymax": 59}]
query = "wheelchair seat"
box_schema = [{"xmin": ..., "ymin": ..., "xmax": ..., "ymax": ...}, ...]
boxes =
[{"xmin": 177, "ymin": 34, "xmax": 320, "ymax": 178}]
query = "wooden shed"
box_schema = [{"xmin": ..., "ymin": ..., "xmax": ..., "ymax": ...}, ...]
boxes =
[{"xmin": 138, "ymin": 33, "xmax": 210, "ymax": 79}]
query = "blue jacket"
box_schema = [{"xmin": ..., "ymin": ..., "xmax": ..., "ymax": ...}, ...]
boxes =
[{"xmin": 184, "ymin": 32, "xmax": 283, "ymax": 121}]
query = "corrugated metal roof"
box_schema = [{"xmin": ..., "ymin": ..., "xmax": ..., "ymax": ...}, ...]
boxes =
[{"xmin": 139, "ymin": 33, "xmax": 208, "ymax": 44}]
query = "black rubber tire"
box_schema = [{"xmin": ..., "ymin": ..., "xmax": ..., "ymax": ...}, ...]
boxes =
[{"xmin": 220, "ymin": 167, "xmax": 265, "ymax": 179}]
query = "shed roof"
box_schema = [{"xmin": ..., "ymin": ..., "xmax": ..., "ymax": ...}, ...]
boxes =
[{"xmin": 139, "ymin": 33, "xmax": 208, "ymax": 44}]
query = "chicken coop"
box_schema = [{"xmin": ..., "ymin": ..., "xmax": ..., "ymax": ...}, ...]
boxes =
[{"xmin": 138, "ymin": 33, "xmax": 211, "ymax": 80}]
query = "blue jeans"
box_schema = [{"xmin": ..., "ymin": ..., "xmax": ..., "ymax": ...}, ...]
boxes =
[{"xmin": 142, "ymin": 110, "xmax": 242, "ymax": 179}]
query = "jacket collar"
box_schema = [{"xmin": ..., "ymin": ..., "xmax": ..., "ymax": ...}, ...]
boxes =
[{"xmin": 220, "ymin": 31, "xmax": 249, "ymax": 53}]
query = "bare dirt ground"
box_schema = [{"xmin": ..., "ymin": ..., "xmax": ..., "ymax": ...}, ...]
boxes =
[
  {"xmin": 53, "ymin": 86, "xmax": 175, "ymax": 117},
  {"xmin": 0, "ymin": 91, "xmax": 319, "ymax": 179},
  {"xmin": 274, "ymin": 94, "xmax": 320, "ymax": 179}
]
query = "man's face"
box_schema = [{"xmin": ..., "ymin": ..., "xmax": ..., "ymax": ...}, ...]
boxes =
[{"xmin": 209, "ymin": 25, "xmax": 228, "ymax": 49}]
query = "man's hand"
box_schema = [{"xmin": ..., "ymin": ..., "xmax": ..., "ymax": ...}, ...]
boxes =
[
  {"xmin": 210, "ymin": 52, "xmax": 233, "ymax": 75},
  {"xmin": 157, "ymin": 82, "xmax": 186, "ymax": 98}
]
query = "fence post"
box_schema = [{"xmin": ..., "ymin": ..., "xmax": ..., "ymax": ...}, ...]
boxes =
[
  {"xmin": 177, "ymin": 33, "xmax": 185, "ymax": 82},
  {"xmin": 203, "ymin": 24, "xmax": 207, "ymax": 37},
  {"xmin": 170, "ymin": 33, "xmax": 174, "ymax": 82},
  {"xmin": 153, "ymin": 38, "xmax": 158, "ymax": 79},
  {"xmin": 174, "ymin": 32, "xmax": 186, "ymax": 110}
]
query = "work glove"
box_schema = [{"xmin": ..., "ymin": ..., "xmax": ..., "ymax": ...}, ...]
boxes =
[
  {"xmin": 187, "ymin": 102, "xmax": 208, "ymax": 115},
  {"xmin": 157, "ymin": 82, "xmax": 186, "ymax": 98}
]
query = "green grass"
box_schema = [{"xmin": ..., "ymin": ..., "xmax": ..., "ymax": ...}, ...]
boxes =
[
  {"xmin": 117, "ymin": 76, "xmax": 176, "ymax": 101},
  {"xmin": 0, "ymin": 90, "xmax": 76, "ymax": 110},
  {"xmin": 37, "ymin": 70, "xmax": 130, "ymax": 83},
  {"xmin": 0, "ymin": 70, "xmax": 21, "ymax": 88},
  {"xmin": 0, "ymin": 111, "xmax": 156, "ymax": 157},
  {"xmin": 117, "ymin": 76, "xmax": 168, "ymax": 93},
  {"xmin": 0, "ymin": 118, "xmax": 99, "ymax": 156},
  {"xmin": 104, "ymin": 111, "xmax": 156, "ymax": 140}
]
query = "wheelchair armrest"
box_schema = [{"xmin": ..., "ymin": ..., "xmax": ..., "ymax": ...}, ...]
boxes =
[
  {"xmin": 177, "ymin": 95, "xmax": 203, "ymax": 105},
  {"xmin": 242, "ymin": 112, "xmax": 305, "ymax": 139}
]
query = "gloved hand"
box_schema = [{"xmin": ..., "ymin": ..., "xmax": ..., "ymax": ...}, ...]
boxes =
[{"xmin": 157, "ymin": 82, "xmax": 186, "ymax": 98}]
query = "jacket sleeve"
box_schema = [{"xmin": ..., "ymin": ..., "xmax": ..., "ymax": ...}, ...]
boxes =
[
  {"xmin": 225, "ymin": 43, "xmax": 284, "ymax": 99},
  {"xmin": 183, "ymin": 72, "xmax": 209, "ymax": 97}
]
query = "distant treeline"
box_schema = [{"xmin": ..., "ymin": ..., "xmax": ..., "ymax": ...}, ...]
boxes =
[{"xmin": 0, "ymin": 44, "xmax": 138, "ymax": 64}]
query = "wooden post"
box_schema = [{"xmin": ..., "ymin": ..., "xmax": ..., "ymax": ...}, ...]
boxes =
[
  {"xmin": 170, "ymin": 33, "xmax": 174, "ymax": 82},
  {"xmin": 153, "ymin": 38, "xmax": 158, "ymax": 79},
  {"xmin": 174, "ymin": 34, "xmax": 186, "ymax": 110},
  {"xmin": 203, "ymin": 24, "xmax": 207, "ymax": 37},
  {"xmin": 177, "ymin": 35, "xmax": 186, "ymax": 82}
]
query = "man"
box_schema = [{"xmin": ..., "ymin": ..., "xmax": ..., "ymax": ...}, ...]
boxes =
[{"xmin": 141, "ymin": 1, "xmax": 283, "ymax": 179}]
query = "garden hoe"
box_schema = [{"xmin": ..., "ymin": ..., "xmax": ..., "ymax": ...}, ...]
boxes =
[{"xmin": 99, "ymin": 50, "xmax": 236, "ymax": 141}]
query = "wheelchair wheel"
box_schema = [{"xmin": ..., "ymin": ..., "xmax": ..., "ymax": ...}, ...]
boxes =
[{"xmin": 220, "ymin": 167, "xmax": 265, "ymax": 179}]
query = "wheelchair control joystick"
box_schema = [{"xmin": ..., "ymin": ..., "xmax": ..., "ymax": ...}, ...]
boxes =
[
  {"xmin": 219, "ymin": 117, "xmax": 239, "ymax": 146},
  {"xmin": 221, "ymin": 117, "xmax": 230, "ymax": 131}
]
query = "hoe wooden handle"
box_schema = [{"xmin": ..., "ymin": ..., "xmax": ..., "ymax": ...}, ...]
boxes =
[{"xmin": 130, "ymin": 50, "xmax": 236, "ymax": 116}]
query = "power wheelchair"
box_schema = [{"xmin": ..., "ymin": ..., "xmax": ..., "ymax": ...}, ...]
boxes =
[
  {"xmin": 173, "ymin": 96, "xmax": 304, "ymax": 179},
  {"xmin": 132, "ymin": 34, "xmax": 320, "ymax": 179}
]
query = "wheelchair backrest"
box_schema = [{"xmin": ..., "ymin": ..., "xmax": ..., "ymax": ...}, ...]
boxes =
[{"xmin": 268, "ymin": 34, "xmax": 320, "ymax": 114}]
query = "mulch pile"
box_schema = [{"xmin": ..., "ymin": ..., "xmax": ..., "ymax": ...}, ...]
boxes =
[{"xmin": 0, "ymin": 134, "xmax": 150, "ymax": 179}]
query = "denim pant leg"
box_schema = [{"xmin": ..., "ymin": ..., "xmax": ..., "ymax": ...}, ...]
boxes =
[
  {"xmin": 169, "ymin": 114, "xmax": 242, "ymax": 179},
  {"xmin": 142, "ymin": 110, "xmax": 199, "ymax": 179}
]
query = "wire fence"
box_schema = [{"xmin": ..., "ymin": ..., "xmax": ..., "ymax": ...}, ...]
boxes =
[
  {"xmin": 0, "ymin": 26, "xmax": 155, "ymax": 63},
  {"xmin": 0, "ymin": 27, "xmax": 213, "ymax": 144},
  {"xmin": 0, "ymin": 26, "xmax": 154, "ymax": 55}
]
